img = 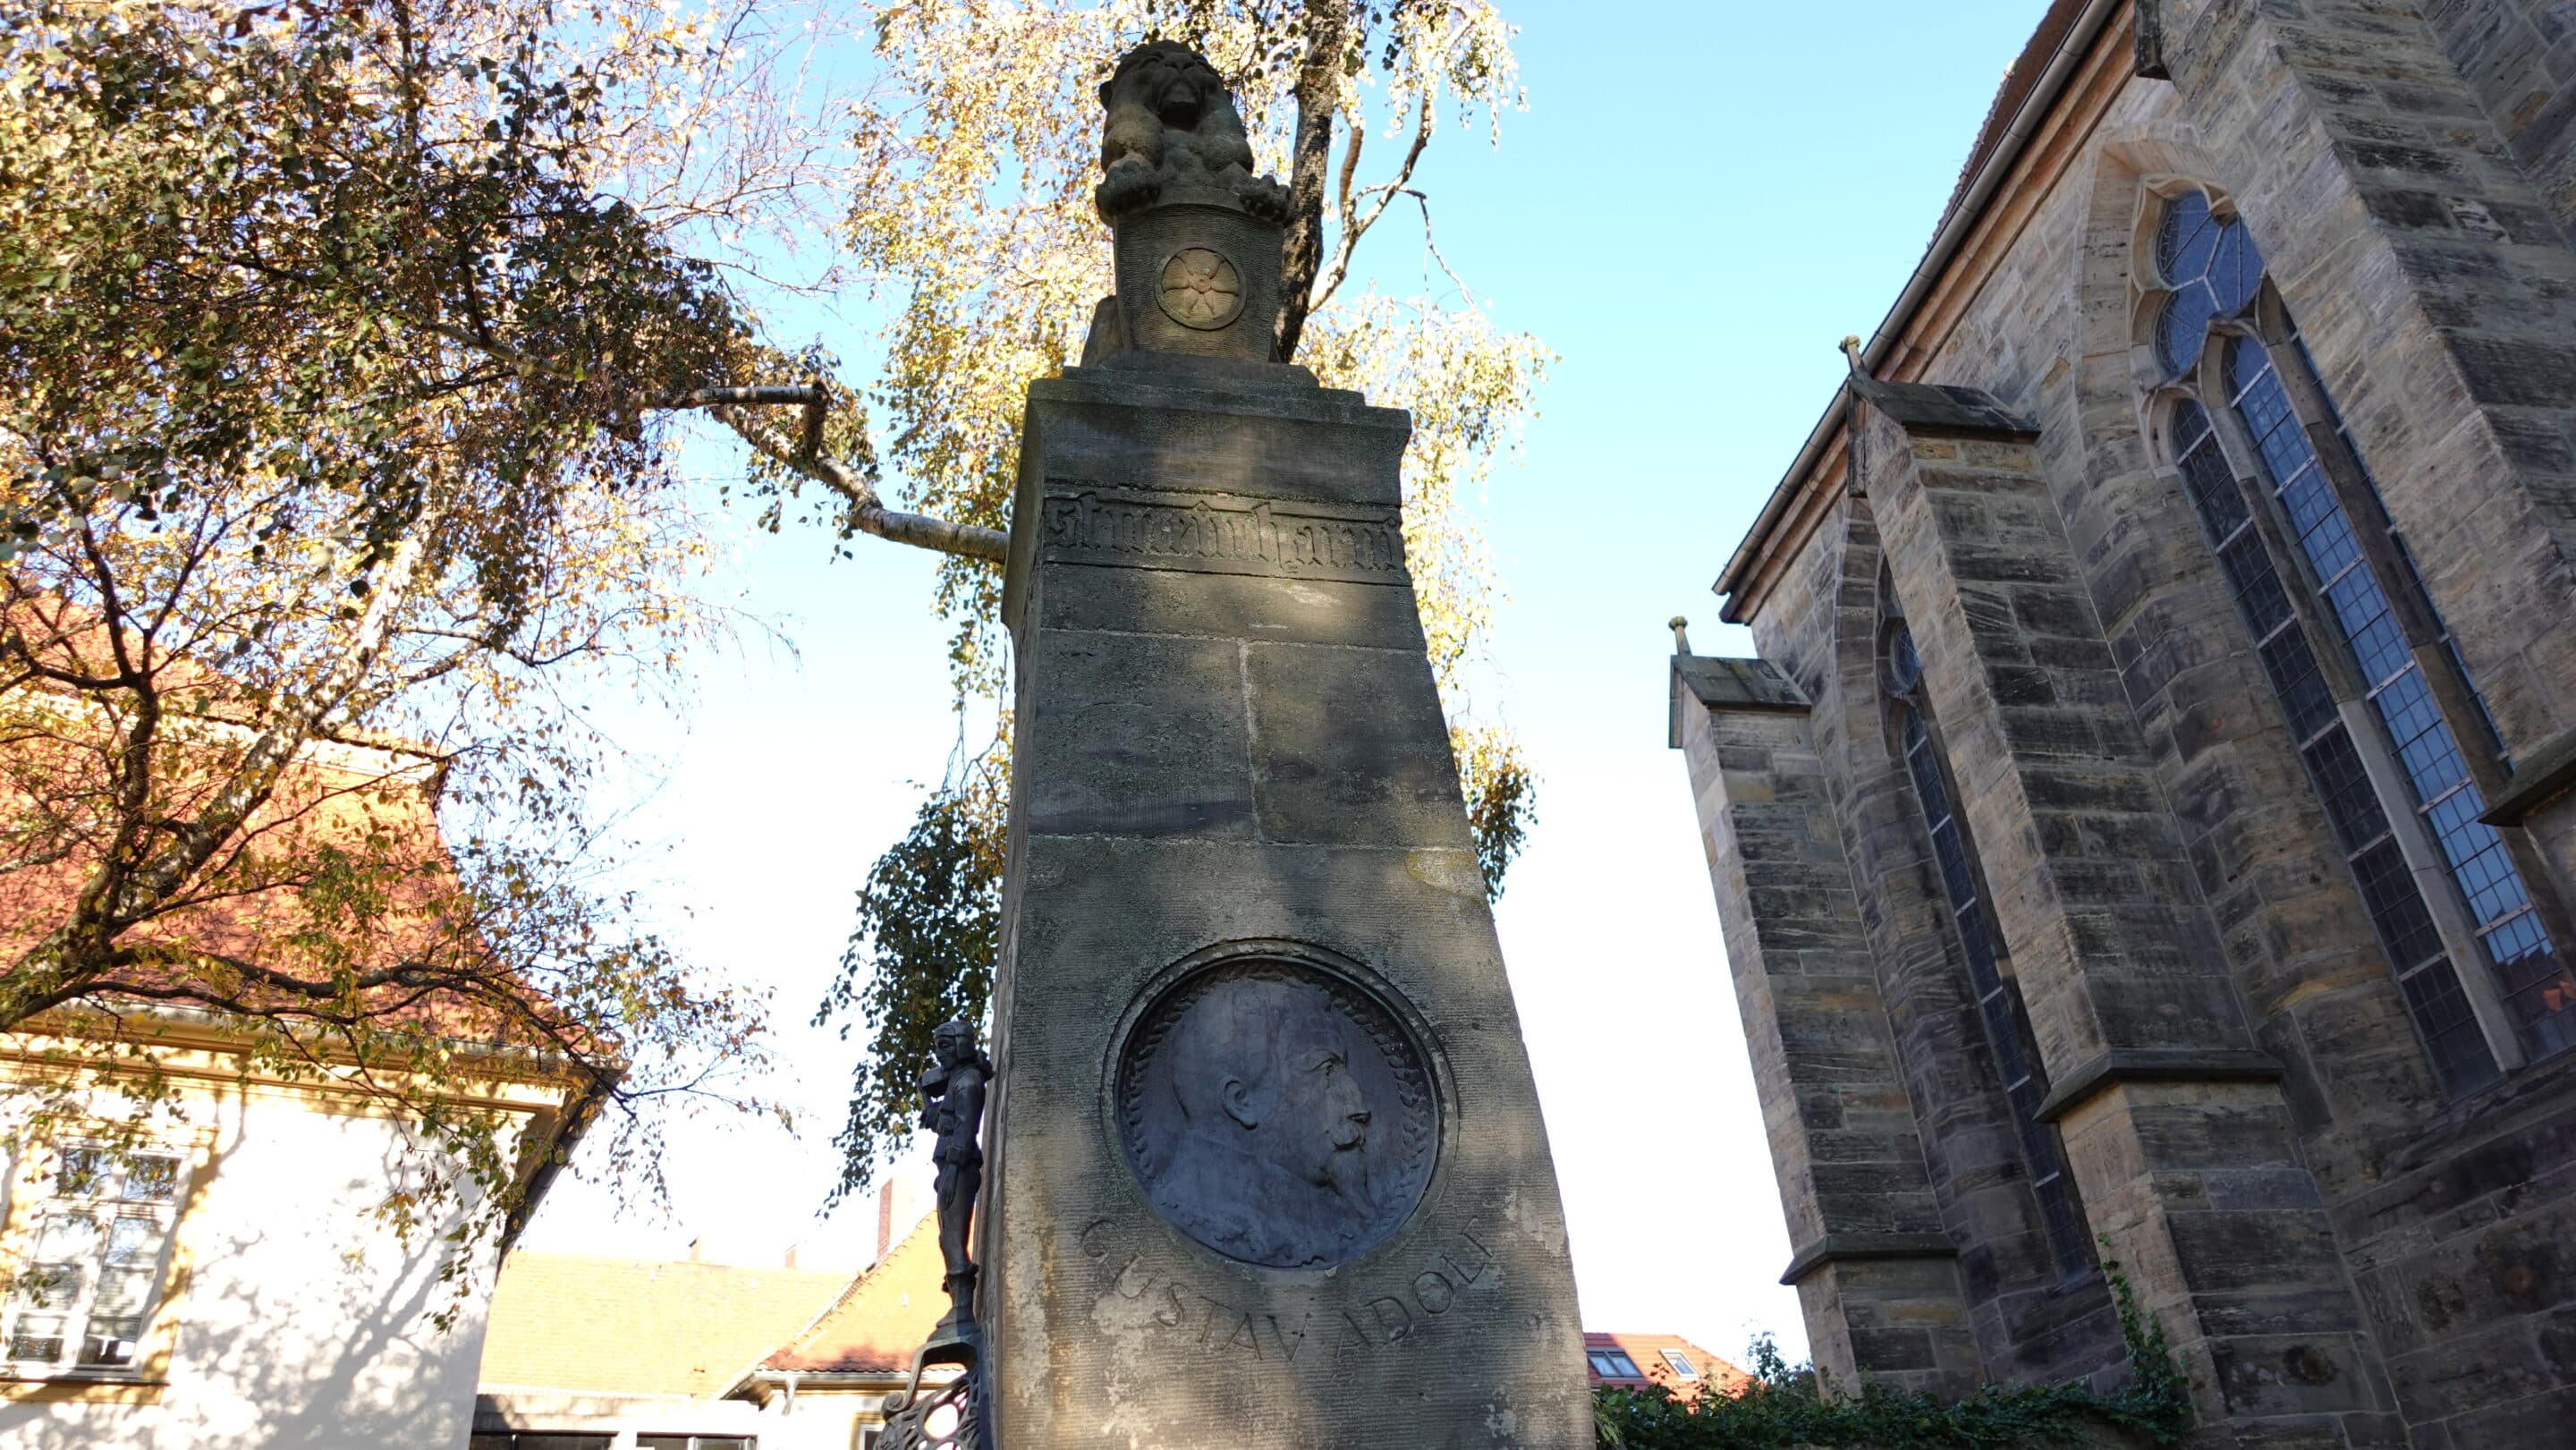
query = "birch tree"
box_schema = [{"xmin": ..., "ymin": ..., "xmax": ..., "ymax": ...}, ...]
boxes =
[
  {"xmin": 810, "ymin": 0, "xmax": 1546, "ymax": 1198},
  {"xmin": 2, "ymin": 0, "xmax": 1548, "ymax": 1215}
]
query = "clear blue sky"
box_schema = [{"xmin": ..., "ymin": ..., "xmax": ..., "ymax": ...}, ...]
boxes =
[{"xmin": 520, "ymin": 0, "xmax": 2056, "ymax": 1369}]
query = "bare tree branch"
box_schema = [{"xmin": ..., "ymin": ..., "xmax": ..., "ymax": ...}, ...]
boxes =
[
  {"xmin": 643, "ymin": 384, "xmax": 826, "ymax": 411},
  {"xmin": 1275, "ymin": 0, "xmax": 1349, "ymax": 361},
  {"xmin": 712, "ymin": 407, "xmax": 1007, "ymax": 564},
  {"xmin": 4, "ymin": 492, "xmax": 452, "ymax": 1026},
  {"xmin": 1310, "ymin": 89, "xmax": 1436, "ymax": 315},
  {"xmin": 411, "ymin": 318, "xmax": 999, "ymax": 564}
]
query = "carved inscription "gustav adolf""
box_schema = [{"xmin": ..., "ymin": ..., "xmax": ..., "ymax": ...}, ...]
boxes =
[
  {"xmin": 1040, "ymin": 484, "xmax": 1408, "ymax": 585},
  {"xmin": 1079, "ymin": 1219, "xmax": 1498, "ymax": 1362}
]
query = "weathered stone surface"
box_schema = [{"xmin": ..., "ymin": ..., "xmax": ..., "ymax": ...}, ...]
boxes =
[
  {"xmin": 1245, "ymin": 640, "xmax": 1473, "ymax": 851},
  {"xmin": 990, "ymin": 352, "xmax": 1588, "ymax": 1446},
  {"xmin": 1673, "ymin": 666, "xmax": 1986, "ymax": 1395},
  {"xmin": 1846, "ymin": 377, "xmax": 2038, "ymax": 439},
  {"xmin": 1670, "ymin": 10, "xmax": 2576, "ymax": 1444},
  {"xmin": 1669, "ymin": 657, "xmax": 1809, "ymax": 738},
  {"xmin": 1018, "ymin": 630, "xmax": 1258, "ymax": 840}
]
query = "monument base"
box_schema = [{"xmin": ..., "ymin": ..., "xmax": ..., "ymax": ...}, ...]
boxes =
[{"xmin": 881, "ymin": 1319, "xmax": 990, "ymax": 1450}]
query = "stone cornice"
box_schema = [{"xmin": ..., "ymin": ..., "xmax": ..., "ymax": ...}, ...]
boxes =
[
  {"xmin": 1778, "ymin": 1232, "xmax": 1959, "ymax": 1287},
  {"xmin": 2478, "ymin": 721, "xmax": 2576, "ymax": 827},
  {"xmin": 1668, "ymin": 655, "xmax": 1811, "ymax": 746},
  {"xmin": 2033, "ymin": 1047, "xmax": 2284, "ymax": 1124},
  {"xmin": 1849, "ymin": 377, "xmax": 2038, "ymax": 440}
]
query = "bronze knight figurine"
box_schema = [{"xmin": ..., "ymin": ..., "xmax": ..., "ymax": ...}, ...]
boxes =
[
  {"xmin": 880, "ymin": 1019, "xmax": 995, "ymax": 1450},
  {"xmin": 921, "ymin": 1017, "xmax": 992, "ymax": 1324}
]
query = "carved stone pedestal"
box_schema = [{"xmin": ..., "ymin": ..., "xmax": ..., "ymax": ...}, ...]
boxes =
[
  {"xmin": 984, "ymin": 344, "xmax": 1587, "ymax": 1442},
  {"xmin": 976, "ymin": 44, "xmax": 1589, "ymax": 1446},
  {"xmin": 982, "ymin": 345, "xmax": 1589, "ymax": 1450}
]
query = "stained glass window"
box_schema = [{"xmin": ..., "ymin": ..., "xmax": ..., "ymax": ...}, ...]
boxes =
[
  {"xmin": 2173, "ymin": 401, "xmax": 2500, "ymax": 1094},
  {"xmin": 1887, "ymin": 624, "xmax": 2093, "ymax": 1276},
  {"xmin": 2151, "ymin": 187, "xmax": 2576, "ymax": 1089}
]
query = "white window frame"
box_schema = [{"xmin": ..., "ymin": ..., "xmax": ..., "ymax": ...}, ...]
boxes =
[
  {"xmin": 1658, "ymin": 1347, "xmax": 1700, "ymax": 1379},
  {"xmin": 2, "ymin": 1140, "xmax": 190, "ymax": 1380}
]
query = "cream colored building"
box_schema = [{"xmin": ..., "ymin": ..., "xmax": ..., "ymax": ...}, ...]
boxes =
[
  {"xmin": 471, "ymin": 1200, "xmax": 949, "ymax": 1450},
  {"xmin": 718, "ymin": 1213, "xmax": 948, "ymax": 1450},
  {"xmin": 0, "ymin": 1010, "xmax": 589, "ymax": 1450}
]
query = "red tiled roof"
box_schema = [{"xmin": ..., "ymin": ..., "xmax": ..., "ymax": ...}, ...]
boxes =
[
  {"xmin": 477, "ymin": 1252, "xmax": 851, "ymax": 1396},
  {"xmin": 0, "ymin": 592, "xmax": 568, "ymax": 1046},
  {"xmin": 757, "ymin": 1212, "xmax": 947, "ymax": 1375},
  {"xmin": 1584, "ymin": 1331, "xmax": 1752, "ymax": 1401}
]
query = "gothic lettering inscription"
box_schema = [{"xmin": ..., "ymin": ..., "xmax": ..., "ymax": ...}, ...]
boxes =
[{"xmin": 1040, "ymin": 484, "xmax": 1409, "ymax": 585}]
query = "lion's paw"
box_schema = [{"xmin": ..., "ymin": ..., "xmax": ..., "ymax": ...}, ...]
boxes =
[
  {"xmin": 1234, "ymin": 174, "xmax": 1292, "ymax": 224},
  {"xmin": 1096, "ymin": 157, "xmax": 1162, "ymax": 219}
]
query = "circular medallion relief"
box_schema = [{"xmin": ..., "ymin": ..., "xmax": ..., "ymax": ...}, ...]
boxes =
[
  {"xmin": 1117, "ymin": 955, "xmax": 1436, "ymax": 1269},
  {"xmin": 1157, "ymin": 247, "xmax": 1245, "ymax": 330}
]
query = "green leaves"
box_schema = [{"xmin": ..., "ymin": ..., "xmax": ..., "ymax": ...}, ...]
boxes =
[
  {"xmin": 814, "ymin": 751, "xmax": 1006, "ymax": 1202},
  {"xmin": 1591, "ymin": 1259, "xmax": 2193, "ymax": 1448},
  {"xmin": 1454, "ymin": 722, "xmax": 1534, "ymax": 899},
  {"xmin": 0, "ymin": 0, "xmax": 819, "ymax": 1303},
  {"xmin": 0, "ymin": 0, "xmax": 764, "ymax": 624}
]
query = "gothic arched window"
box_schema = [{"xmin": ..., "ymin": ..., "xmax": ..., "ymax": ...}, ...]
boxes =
[
  {"xmin": 2147, "ymin": 185, "xmax": 2575, "ymax": 1095},
  {"xmin": 1885, "ymin": 616, "xmax": 2092, "ymax": 1277}
]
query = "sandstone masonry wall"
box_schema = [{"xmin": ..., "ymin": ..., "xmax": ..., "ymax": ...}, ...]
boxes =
[{"xmin": 1680, "ymin": 4, "xmax": 2576, "ymax": 1443}]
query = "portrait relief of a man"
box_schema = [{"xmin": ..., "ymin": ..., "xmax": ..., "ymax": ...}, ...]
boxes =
[{"xmin": 1122, "ymin": 963, "xmax": 1433, "ymax": 1269}]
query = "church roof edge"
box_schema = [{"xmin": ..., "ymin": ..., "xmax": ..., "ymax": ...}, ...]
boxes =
[{"xmin": 1712, "ymin": 0, "xmax": 2126, "ymax": 623}]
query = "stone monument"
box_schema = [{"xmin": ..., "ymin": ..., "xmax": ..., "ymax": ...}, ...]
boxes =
[{"xmin": 980, "ymin": 40, "xmax": 1592, "ymax": 1447}]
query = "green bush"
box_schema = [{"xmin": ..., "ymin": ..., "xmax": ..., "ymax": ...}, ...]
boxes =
[{"xmin": 1596, "ymin": 1258, "xmax": 2190, "ymax": 1448}]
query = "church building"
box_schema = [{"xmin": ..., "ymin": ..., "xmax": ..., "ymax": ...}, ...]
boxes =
[{"xmin": 1668, "ymin": 1, "xmax": 2576, "ymax": 1445}]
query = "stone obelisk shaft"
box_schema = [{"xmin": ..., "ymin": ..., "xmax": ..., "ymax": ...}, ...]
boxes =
[
  {"xmin": 979, "ymin": 42, "xmax": 1589, "ymax": 1446},
  {"xmin": 987, "ymin": 351, "xmax": 1592, "ymax": 1446}
]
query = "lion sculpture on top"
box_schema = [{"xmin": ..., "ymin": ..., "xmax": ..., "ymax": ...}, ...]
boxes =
[{"xmin": 1095, "ymin": 40, "xmax": 1292, "ymax": 225}]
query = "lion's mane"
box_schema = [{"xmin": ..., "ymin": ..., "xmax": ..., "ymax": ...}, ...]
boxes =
[{"xmin": 1095, "ymin": 41, "xmax": 1290, "ymax": 225}]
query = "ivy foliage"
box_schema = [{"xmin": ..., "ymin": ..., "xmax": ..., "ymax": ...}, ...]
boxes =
[
  {"xmin": 1457, "ymin": 722, "xmax": 1536, "ymax": 897},
  {"xmin": 1596, "ymin": 1259, "xmax": 2191, "ymax": 1449}
]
